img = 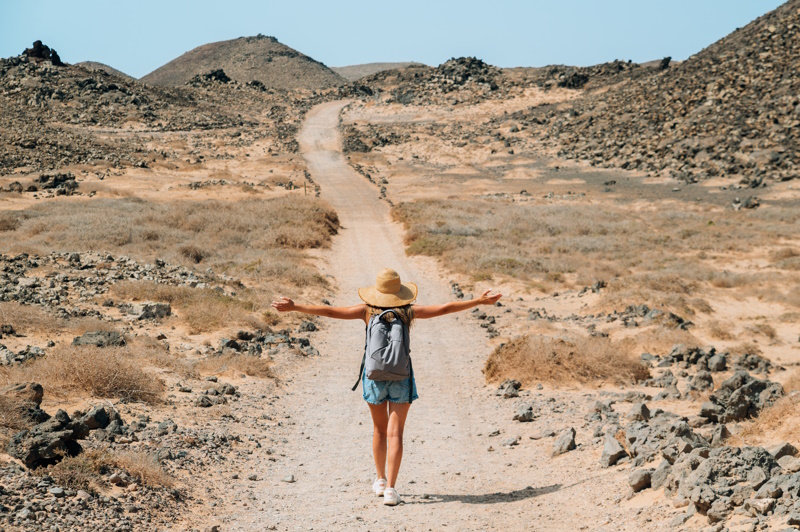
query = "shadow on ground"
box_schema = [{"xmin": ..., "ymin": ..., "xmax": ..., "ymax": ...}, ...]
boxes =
[{"xmin": 404, "ymin": 484, "xmax": 562, "ymax": 505}]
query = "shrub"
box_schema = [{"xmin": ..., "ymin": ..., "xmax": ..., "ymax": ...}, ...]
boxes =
[
  {"xmin": 49, "ymin": 448, "xmax": 172, "ymax": 491},
  {"xmin": 3, "ymin": 345, "xmax": 164, "ymax": 403},
  {"xmin": 179, "ymin": 244, "xmax": 205, "ymax": 263},
  {"xmin": 484, "ymin": 334, "xmax": 650, "ymax": 387}
]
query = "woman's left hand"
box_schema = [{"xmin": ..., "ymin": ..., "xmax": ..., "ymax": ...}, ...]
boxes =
[{"xmin": 271, "ymin": 297, "xmax": 296, "ymax": 312}]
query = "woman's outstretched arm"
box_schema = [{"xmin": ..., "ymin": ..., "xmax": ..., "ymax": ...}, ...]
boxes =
[
  {"xmin": 271, "ymin": 297, "xmax": 367, "ymax": 320},
  {"xmin": 414, "ymin": 289, "xmax": 502, "ymax": 319}
]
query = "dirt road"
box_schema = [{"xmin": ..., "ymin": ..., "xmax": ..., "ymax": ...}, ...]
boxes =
[{"xmin": 224, "ymin": 101, "xmax": 637, "ymax": 531}]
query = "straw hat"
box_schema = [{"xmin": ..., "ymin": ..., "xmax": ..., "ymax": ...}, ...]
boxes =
[{"xmin": 358, "ymin": 268, "xmax": 418, "ymax": 307}]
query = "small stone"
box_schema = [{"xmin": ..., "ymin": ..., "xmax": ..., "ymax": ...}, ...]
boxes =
[
  {"xmin": 778, "ymin": 455, "xmax": 800, "ymax": 473},
  {"xmin": 512, "ymin": 404, "xmax": 535, "ymax": 422},
  {"xmin": 282, "ymin": 474, "xmax": 295, "ymax": 483},
  {"xmin": 248, "ymin": 474, "xmax": 258, "ymax": 481},
  {"xmin": 108, "ymin": 473, "xmax": 127, "ymax": 487},
  {"xmin": 48, "ymin": 487, "xmax": 65, "ymax": 498}
]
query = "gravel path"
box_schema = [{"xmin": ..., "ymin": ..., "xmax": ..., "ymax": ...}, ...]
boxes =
[{"xmin": 223, "ymin": 101, "xmax": 641, "ymax": 531}]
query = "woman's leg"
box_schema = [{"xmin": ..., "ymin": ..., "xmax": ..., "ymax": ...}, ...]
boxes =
[
  {"xmin": 386, "ymin": 402, "xmax": 411, "ymax": 488},
  {"xmin": 367, "ymin": 402, "xmax": 389, "ymax": 480}
]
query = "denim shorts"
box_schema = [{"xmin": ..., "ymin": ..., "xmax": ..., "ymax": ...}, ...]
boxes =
[{"xmin": 362, "ymin": 370, "xmax": 419, "ymax": 405}]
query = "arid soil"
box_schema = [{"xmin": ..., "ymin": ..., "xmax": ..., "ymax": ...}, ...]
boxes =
[{"xmin": 3, "ymin": 3, "xmax": 800, "ymax": 530}]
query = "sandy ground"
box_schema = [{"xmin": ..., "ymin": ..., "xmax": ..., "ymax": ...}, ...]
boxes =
[{"xmin": 217, "ymin": 101, "xmax": 682, "ymax": 531}]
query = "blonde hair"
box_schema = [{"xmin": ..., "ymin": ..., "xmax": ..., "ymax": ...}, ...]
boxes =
[{"xmin": 365, "ymin": 304, "xmax": 415, "ymax": 327}]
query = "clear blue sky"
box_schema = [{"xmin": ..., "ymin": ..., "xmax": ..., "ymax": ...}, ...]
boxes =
[{"xmin": 0, "ymin": 0, "xmax": 786, "ymax": 79}]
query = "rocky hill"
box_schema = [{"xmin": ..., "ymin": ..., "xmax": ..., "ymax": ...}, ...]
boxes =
[
  {"xmin": 75, "ymin": 61, "xmax": 134, "ymax": 80},
  {"xmin": 332, "ymin": 62, "xmax": 424, "ymax": 81},
  {"xmin": 527, "ymin": 0, "xmax": 800, "ymax": 183},
  {"xmin": 140, "ymin": 35, "xmax": 345, "ymax": 90},
  {"xmin": 0, "ymin": 41, "xmax": 358, "ymax": 175}
]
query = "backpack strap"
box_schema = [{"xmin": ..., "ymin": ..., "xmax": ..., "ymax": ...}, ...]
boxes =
[
  {"xmin": 408, "ymin": 358, "xmax": 414, "ymax": 404},
  {"xmin": 352, "ymin": 316, "xmax": 372, "ymax": 392}
]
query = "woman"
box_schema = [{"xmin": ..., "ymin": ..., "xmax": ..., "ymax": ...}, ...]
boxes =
[{"xmin": 271, "ymin": 268, "xmax": 501, "ymax": 506}]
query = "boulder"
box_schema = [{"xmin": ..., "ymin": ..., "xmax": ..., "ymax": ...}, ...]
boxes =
[
  {"xmin": 512, "ymin": 404, "xmax": 535, "ymax": 422},
  {"xmin": 137, "ymin": 303, "xmax": 171, "ymax": 320},
  {"xmin": 768, "ymin": 443, "xmax": 799, "ymax": 460},
  {"xmin": 0, "ymin": 382, "xmax": 43, "ymax": 405},
  {"xmin": 629, "ymin": 468, "xmax": 652, "ymax": 492},
  {"xmin": 628, "ymin": 402, "xmax": 650, "ymax": 421},
  {"xmin": 699, "ymin": 370, "xmax": 783, "ymax": 423},
  {"xmin": 600, "ymin": 432, "xmax": 627, "ymax": 467},
  {"xmin": 7, "ymin": 410, "xmax": 84, "ymax": 468},
  {"xmin": 707, "ymin": 353, "xmax": 727, "ymax": 372},
  {"xmin": 72, "ymin": 331, "xmax": 126, "ymax": 347},
  {"xmin": 551, "ymin": 427, "xmax": 576, "ymax": 456}
]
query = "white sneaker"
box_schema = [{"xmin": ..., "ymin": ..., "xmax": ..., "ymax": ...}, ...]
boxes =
[
  {"xmin": 372, "ymin": 478, "xmax": 386, "ymax": 496},
  {"xmin": 383, "ymin": 487, "xmax": 400, "ymax": 506}
]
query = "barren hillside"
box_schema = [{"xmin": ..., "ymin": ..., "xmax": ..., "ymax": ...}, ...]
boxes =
[
  {"xmin": 332, "ymin": 62, "xmax": 424, "ymax": 81},
  {"xmin": 140, "ymin": 34, "xmax": 345, "ymax": 90},
  {"xmin": 75, "ymin": 61, "xmax": 135, "ymax": 80}
]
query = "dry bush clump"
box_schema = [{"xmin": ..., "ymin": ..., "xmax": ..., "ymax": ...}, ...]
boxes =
[
  {"xmin": 747, "ymin": 322, "xmax": 778, "ymax": 341},
  {"xmin": 708, "ymin": 320, "xmax": 736, "ymax": 341},
  {"xmin": 741, "ymin": 394, "xmax": 800, "ymax": 445},
  {"xmin": 731, "ymin": 341, "xmax": 763, "ymax": 356},
  {"xmin": 2, "ymin": 345, "xmax": 164, "ymax": 403},
  {"xmin": 0, "ymin": 212, "xmax": 21, "ymax": 232},
  {"xmin": 4, "ymin": 196, "xmax": 338, "ymax": 289},
  {"xmin": 113, "ymin": 449, "xmax": 173, "ymax": 487},
  {"xmin": 48, "ymin": 447, "xmax": 172, "ymax": 491},
  {"xmin": 195, "ymin": 353, "xmax": 272, "ymax": 378},
  {"xmin": 784, "ymin": 369, "xmax": 800, "ymax": 393},
  {"xmin": 110, "ymin": 281, "xmax": 264, "ymax": 333},
  {"xmin": 484, "ymin": 334, "xmax": 650, "ymax": 387},
  {"xmin": 0, "ymin": 396, "xmax": 33, "ymax": 448}
]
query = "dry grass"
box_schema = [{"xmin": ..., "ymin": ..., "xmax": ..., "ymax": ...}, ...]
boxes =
[
  {"xmin": 4, "ymin": 196, "xmax": 338, "ymax": 290},
  {"xmin": 195, "ymin": 352, "xmax": 273, "ymax": 378},
  {"xmin": 741, "ymin": 394, "xmax": 800, "ymax": 446},
  {"xmin": 48, "ymin": 447, "xmax": 172, "ymax": 492},
  {"xmin": 484, "ymin": 334, "xmax": 650, "ymax": 387},
  {"xmin": 0, "ymin": 301, "xmax": 117, "ymax": 337},
  {"xmin": 631, "ymin": 327, "xmax": 700, "ymax": 356},
  {"xmin": 0, "ymin": 396, "xmax": 34, "ymax": 448},
  {"xmin": 110, "ymin": 281, "xmax": 265, "ymax": 334},
  {"xmin": 0, "ymin": 345, "xmax": 164, "ymax": 403},
  {"xmin": 114, "ymin": 449, "xmax": 174, "ymax": 487},
  {"xmin": 708, "ymin": 320, "xmax": 736, "ymax": 341},
  {"xmin": 392, "ymin": 199, "xmax": 800, "ymax": 314},
  {"xmin": 748, "ymin": 322, "xmax": 778, "ymax": 341}
]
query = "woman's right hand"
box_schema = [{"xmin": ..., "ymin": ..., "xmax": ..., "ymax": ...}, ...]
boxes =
[
  {"xmin": 271, "ymin": 297, "xmax": 295, "ymax": 312},
  {"xmin": 478, "ymin": 289, "xmax": 502, "ymax": 306}
]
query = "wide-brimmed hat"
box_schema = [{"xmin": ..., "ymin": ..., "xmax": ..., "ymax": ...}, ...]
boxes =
[{"xmin": 358, "ymin": 268, "xmax": 418, "ymax": 307}]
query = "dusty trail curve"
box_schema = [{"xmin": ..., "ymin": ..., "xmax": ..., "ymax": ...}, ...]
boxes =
[{"xmin": 225, "ymin": 101, "xmax": 599, "ymax": 531}]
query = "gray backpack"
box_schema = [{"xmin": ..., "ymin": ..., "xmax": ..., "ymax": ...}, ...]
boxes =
[{"xmin": 352, "ymin": 309, "xmax": 414, "ymax": 402}]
